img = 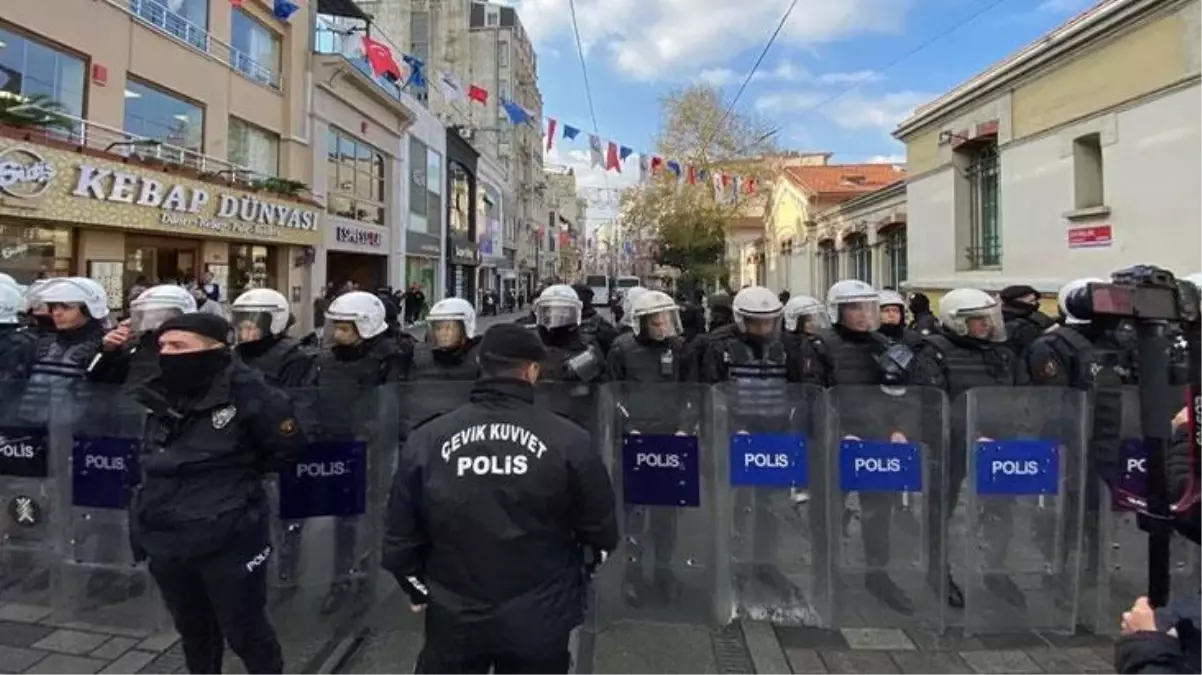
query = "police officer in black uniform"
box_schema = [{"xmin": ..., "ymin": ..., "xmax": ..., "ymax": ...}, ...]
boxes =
[
  {"xmin": 89, "ymin": 285, "xmax": 197, "ymax": 386},
  {"xmin": 999, "ymin": 284, "xmax": 1055, "ymax": 356},
  {"xmin": 911, "ymin": 287, "xmax": 1019, "ymax": 608},
  {"xmin": 230, "ymin": 288, "xmax": 317, "ymax": 388},
  {"xmin": 131, "ymin": 312, "xmax": 307, "ymax": 674},
  {"xmin": 908, "ymin": 292, "xmax": 939, "ymax": 336},
  {"xmin": 0, "ymin": 282, "xmax": 36, "ymax": 385},
  {"xmin": 384, "ymin": 323, "xmax": 618, "ymax": 674},
  {"xmin": 412, "ymin": 298, "xmax": 482, "ymax": 380},
  {"xmin": 531, "ymin": 284, "xmax": 609, "ymax": 428},
  {"xmin": 681, "ymin": 292, "xmax": 734, "ymax": 382},
  {"xmin": 878, "ymin": 289, "xmax": 924, "ymax": 348},
  {"xmin": 573, "ymin": 283, "xmax": 618, "ymax": 355}
]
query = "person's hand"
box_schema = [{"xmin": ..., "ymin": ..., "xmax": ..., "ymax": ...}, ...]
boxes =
[
  {"xmin": 409, "ymin": 603, "xmax": 426, "ymax": 614},
  {"xmin": 1121, "ymin": 597, "xmax": 1160, "ymax": 635},
  {"xmin": 890, "ymin": 431, "xmax": 908, "ymax": 443},
  {"xmin": 843, "ymin": 435, "xmax": 861, "ymax": 442},
  {"xmin": 102, "ymin": 321, "xmax": 133, "ymax": 351},
  {"xmin": 1172, "ymin": 407, "xmax": 1188, "ymax": 430},
  {"xmin": 978, "ymin": 436, "xmax": 995, "ymax": 443},
  {"xmin": 674, "ymin": 430, "xmax": 688, "ymax": 437}
]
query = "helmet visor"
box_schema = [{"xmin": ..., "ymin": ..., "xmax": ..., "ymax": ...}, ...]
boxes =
[
  {"xmin": 428, "ymin": 319, "xmax": 465, "ymax": 348},
  {"xmin": 232, "ymin": 310, "xmax": 274, "ymax": 344},
  {"xmin": 635, "ymin": 309, "xmax": 681, "ymax": 340},
  {"xmin": 537, "ymin": 304, "xmax": 578, "ymax": 329},
  {"xmin": 836, "ymin": 299, "xmax": 881, "ymax": 332},
  {"xmin": 131, "ymin": 307, "xmax": 185, "ymax": 334},
  {"xmin": 953, "ymin": 303, "xmax": 1006, "ymax": 342},
  {"xmin": 735, "ymin": 312, "xmax": 782, "ymax": 336},
  {"xmin": 323, "ymin": 320, "xmax": 361, "ymax": 346}
]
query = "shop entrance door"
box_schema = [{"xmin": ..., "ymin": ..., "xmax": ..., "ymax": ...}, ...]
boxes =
[{"xmin": 125, "ymin": 236, "xmax": 201, "ymax": 297}]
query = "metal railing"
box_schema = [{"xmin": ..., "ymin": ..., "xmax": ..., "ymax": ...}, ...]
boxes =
[
  {"xmin": 314, "ymin": 21, "xmax": 429, "ymax": 111},
  {"xmin": 121, "ymin": 0, "xmax": 283, "ymax": 91}
]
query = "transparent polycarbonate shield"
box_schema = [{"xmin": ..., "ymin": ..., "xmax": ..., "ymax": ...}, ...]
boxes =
[
  {"xmin": 711, "ymin": 382, "xmax": 828, "ymax": 626},
  {"xmin": 0, "ymin": 380, "xmax": 61, "ymax": 611},
  {"xmin": 589, "ymin": 382, "xmax": 718, "ymax": 633},
  {"xmin": 57, "ymin": 386, "xmax": 165, "ymax": 631},
  {"xmin": 961, "ymin": 386, "xmax": 1089, "ymax": 634},
  {"xmin": 268, "ymin": 385, "xmax": 397, "ymax": 655},
  {"xmin": 1086, "ymin": 386, "xmax": 1200, "ymax": 635},
  {"xmin": 535, "ymin": 380, "xmax": 602, "ymax": 434},
  {"xmin": 399, "ymin": 381, "xmax": 475, "ymax": 436},
  {"xmin": 827, "ymin": 385, "xmax": 948, "ymax": 630}
]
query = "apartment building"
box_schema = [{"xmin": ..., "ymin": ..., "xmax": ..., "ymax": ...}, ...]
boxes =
[{"xmin": 0, "ymin": 0, "xmax": 319, "ymax": 311}]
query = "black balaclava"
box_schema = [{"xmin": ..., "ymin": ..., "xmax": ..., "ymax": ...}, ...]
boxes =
[{"xmin": 909, "ymin": 292, "xmax": 932, "ymax": 317}]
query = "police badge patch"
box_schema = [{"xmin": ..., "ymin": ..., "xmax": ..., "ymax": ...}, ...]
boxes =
[
  {"xmin": 212, "ymin": 406, "xmax": 237, "ymax": 429},
  {"xmin": 278, "ymin": 418, "xmax": 298, "ymax": 437},
  {"xmin": 8, "ymin": 495, "xmax": 41, "ymax": 527}
]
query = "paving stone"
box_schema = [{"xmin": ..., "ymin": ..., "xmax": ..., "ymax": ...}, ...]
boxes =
[
  {"xmin": 23, "ymin": 653, "xmax": 107, "ymax": 674},
  {"xmin": 31, "ymin": 630, "xmax": 109, "ymax": 656},
  {"xmin": 820, "ymin": 650, "xmax": 901, "ymax": 674},
  {"xmin": 775, "ymin": 626, "xmax": 849, "ymax": 650},
  {"xmin": 841, "ymin": 628, "xmax": 916, "ymax": 651},
  {"xmin": 741, "ymin": 621, "xmax": 789, "ymax": 675},
  {"xmin": 0, "ymin": 644, "xmax": 48, "ymax": 673},
  {"xmin": 0, "ymin": 603, "xmax": 51, "ymax": 623},
  {"xmin": 890, "ymin": 650, "xmax": 974, "ymax": 674},
  {"xmin": 1039, "ymin": 628, "xmax": 1116, "ymax": 649},
  {"xmin": 1059, "ymin": 647, "xmax": 1117, "ymax": 673},
  {"xmin": 784, "ymin": 648, "xmax": 828, "ymax": 674},
  {"xmin": 0, "ymin": 621, "xmax": 54, "ymax": 648},
  {"xmin": 1026, "ymin": 647, "xmax": 1088, "ymax": 673},
  {"xmin": 975, "ymin": 632, "xmax": 1051, "ymax": 650},
  {"xmin": 959, "ymin": 649, "xmax": 1041, "ymax": 674},
  {"xmin": 42, "ymin": 619, "xmax": 152, "ymax": 639},
  {"xmin": 134, "ymin": 631, "xmax": 179, "ymax": 653},
  {"xmin": 99, "ymin": 650, "xmax": 159, "ymax": 675},
  {"xmin": 90, "ymin": 636, "xmax": 138, "ymax": 660},
  {"xmin": 904, "ymin": 628, "xmax": 985, "ymax": 652},
  {"xmin": 136, "ymin": 644, "xmax": 186, "ymax": 674}
]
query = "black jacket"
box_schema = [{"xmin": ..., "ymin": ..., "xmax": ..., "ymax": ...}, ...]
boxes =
[
  {"xmin": 383, "ymin": 378, "xmax": 618, "ymax": 649},
  {"xmin": 1002, "ymin": 303, "xmax": 1055, "ymax": 355},
  {"xmin": 1115, "ymin": 591, "xmax": 1201, "ymax": 674},
  {"xmin": 236, "ymin": 335, "xmax": 318, "ymax": 388},
  {"xmin": 87, "ymin": 331, "xmax": 160, "ymax": 387},
  {"xmin": 130, "ymin": 357, "xmax": 307, "ymax": 559}
]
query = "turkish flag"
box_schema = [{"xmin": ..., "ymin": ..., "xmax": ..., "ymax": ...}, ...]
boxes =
[
  {"xmin": 361, "ymin": 36, "xmax": 402, "ymax": 82},
  {"xmin": 468, "ymin": 85, "xmax": 488, "ymax": 104}
]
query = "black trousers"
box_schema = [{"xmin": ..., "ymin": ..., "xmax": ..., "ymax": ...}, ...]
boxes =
[
  {"xmin": 147, "ymin": 534, "xmax": 283, "ymax": 674},
  {"xmin": 415, "ymin": 631, "xmax": 571, "ymax": 674}
]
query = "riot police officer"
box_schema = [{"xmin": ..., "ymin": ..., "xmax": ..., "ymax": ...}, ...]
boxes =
[
  {"xmin": 90, "ymin": 285, "xmax": 197, "ymax": 386},
  {"xmin": 531, "ymin": 284, "xmax": 609, "ymax": 427},
  {"xmin": 999, "ymin": 284, "xmax": 1054, "ymax": 355},
  {"xmin": 615, "ymin": 287, "xmax": 648, "ymax": 336},
  {"xmin": 781, "ymin": 294, "xmax": 829, "ymax": 384},
  {"xmin": 131, "ymin": 312, "xmax": 306, "ymax": 674},
  {"xmin": 878, "ymin": 290, "xmax": 923, "ymax": 347},
  {"xmin": 573, "ymin": 283, "xmax": 618, "ymax": 355},
  {"xmin": 383, "ymin": 323, "xmax": 618, "ymax": 674},
  {"xmin": 412, "ymin": 298, "xmax": 481, "ymax": 380},
  {"xmin": 0, "ymin": 282, "xmax": 36, "ymax": 384},
  {"xmin": 230, "ymin": 289, "xmax": 317, "ymax": 387},
  {"xmin": 1018, "ymin": 278, "xmax": 1129, "ymax": 389},
  {"xmin": 911, "ymin": 287, "xmax": 1019, "ymax": 608},
  {"xmin": 908, "ymin": 292, "xmax": 939, "ymax": 335},
  {"xmin": 23, "ymin": 279, "xmax": 55, "ymax": 334}
]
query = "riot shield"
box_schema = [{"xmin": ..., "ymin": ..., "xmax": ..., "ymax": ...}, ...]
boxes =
[
  {"xmin": 0, "ymin": 381, "xmax": 59, "ymax": 611},
  {"xmin": 535, "ymin": 380, "xmax": 601, "ymax": 434},
  {"xmin": 961, "ymin": 386, "xmax": 1089, "ymax": 634},
  {"xmin": 713, "ymin": 382, "xmax": 828, "ymax": 626},
  {"xmin": 266, "ymin": 384, "xmax": 398, "ymax": 670},
  {"xmin": 1084, "ymin": 386, "xmax": 1200, "ymax": 634},
  {"xmin": 827, "ymin": 385, "xmax": 947, "ymax": 630},
  {"xmin": 56, "ymin": 385, "xmax": 165, "ymax": 631}
]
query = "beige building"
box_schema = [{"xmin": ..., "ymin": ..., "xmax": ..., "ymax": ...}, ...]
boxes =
[
  {"xmin": 0, "ymin": 0, "xmax": 320, "ymax": 313},
  {"xmin": 895, "ymin": 0, "xmax": 1200, "ymax": 305},
  {"xmin": 543, "ymin": 169, "xmax": 586, "ymax": 281}
]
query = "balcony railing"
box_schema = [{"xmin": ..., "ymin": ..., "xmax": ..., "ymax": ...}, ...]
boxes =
[
  {"xmin": 119, "ymin": 0, "xmax": 283, "ymax": 91},
  {"xmin": 314, "ymin": 22, "xmax": 426, "ymax": 110},
  {"xmin": 9, "ymin": 109, "xmax": 283, "ymax": 187}
]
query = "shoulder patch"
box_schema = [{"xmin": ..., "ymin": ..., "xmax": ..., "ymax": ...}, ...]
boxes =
[{"xmin": 278, "ymin": 418, "xmax": 298, "ymax": 437}]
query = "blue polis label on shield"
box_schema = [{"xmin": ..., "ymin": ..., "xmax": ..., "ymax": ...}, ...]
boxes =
[
  {"xmin": 72, "ymin": 436, "xmax": 139, "ymax": 510},
  {"xmin": 729, "ymin": 433, "xmax": 808, "ymax": 488},
  {"xmin": 1113, "ymin": 438, "xmax": 1148, "ymax": 510},
  {"xmin": 839, "ymin": 439, "xmax": 922, "ymax": 493},
  {"xmin": 975, "ymin": 440, "xmax": 1060, "ymax": 496},
  {"xmin": 622, "ymin": 434, "xmax": 700, "ymax": 508},
  {"xmin": 279, "ymin": 441, "xmax": 367, "ymax": 519}
]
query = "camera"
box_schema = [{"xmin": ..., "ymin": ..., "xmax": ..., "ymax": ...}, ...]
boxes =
[{"xmin": 1062, "ymin": 265, "xmax": 1201, "ymax": 325}]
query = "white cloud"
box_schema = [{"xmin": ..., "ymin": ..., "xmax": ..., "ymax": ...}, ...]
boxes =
[
  {"xmin": 816, "ymin": 90, "xmax": 936, "ymax": 130},
  {"xmin": 543, "ymin": 142, "xmax": 641, "ymax": 231},
  {"xmin": 696, "ymin": 67, "xmax": 738, "ymax": 86},
  {"xmin": 753, "ymin": 92, "xmax": 829, "ymax": 112},
  {"xmin": 1036, "ymin": 0, "xmax": 1089, "ymax": 12},
  {"xmin": 866, "ymin": 154, "xmax": 906, "ymax": 164},
  {"xmin": 508, "ymin": 0, "xmax": 914, "ymax": 81}
]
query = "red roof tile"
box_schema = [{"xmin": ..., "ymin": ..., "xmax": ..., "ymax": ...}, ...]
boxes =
[{"xmin": 783, "ymin": 164, "xmax": 906, "ymax": 196}]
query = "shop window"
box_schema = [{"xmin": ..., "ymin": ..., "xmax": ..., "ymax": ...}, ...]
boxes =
[
  {"xmin": 0, "ymin": 224, "xmax": 72, "ymax": 282},
  {"xmin": 0, "ymin": 25, "xmax": 87, "ymax": 123},
  {"xmin": 230, "ymin": 9, "xmax": 281, "ymax": 89},
  {"xmin": 327, "ymin": 127, "xmax": 386, "ymax": 225},
  {"xmin": 228, "ymin": 116, "xmax": 279, "ymax": 177},
  {"xmin": 123, "ymin": 78, "xmax": 205, "ymax": 158},
  {"xmin": 425, "ymin": 149, "xmax": 442, "ymax": 237},
  {"xmin": 449, "ymin": 162, "xmax": 470, "ymax": 238},
  {"xmin": 229, "ymin": 244, "xmax": 278, "ymax": 294}
]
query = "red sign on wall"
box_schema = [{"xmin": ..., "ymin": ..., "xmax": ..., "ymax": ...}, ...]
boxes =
[{"xmin": 1067, "ymin": 225, "xmax": 1113, "ymax": 249}]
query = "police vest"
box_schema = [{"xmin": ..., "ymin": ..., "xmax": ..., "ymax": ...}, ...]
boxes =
[
  {"xmin": 412, "ymin": 341, "xmax": 480, "ymax": 381},
  {"xmin": 612, "ymin": 333, "xmax": 682, "ymax": 383},
  {"xmin": 244, "ymin": 338, "xmax": 307, "ymax": 388},
  {"xmin": 720, "ymin": 336, "xmax": 788, "ymax": 419},
  {"xmin": 815, "ymin": 329, "xmax": 879, "ymax": 386},
  {"xmin": 19, "ymin": 328, "xmax": 103, "ymax": 425},
  {"xmin": 921, "ymin": 334, "xmax": 1015, "ymax": 400}
]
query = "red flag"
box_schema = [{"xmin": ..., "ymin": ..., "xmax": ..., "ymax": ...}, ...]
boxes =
[
  {"xmin": 360, "ymin": 36, "xmax": 402, "ymax": 81},
  {"xmin": 721, "ymin": 174, "xmax": 732, "ymax": 187},
  {"xmin": 468, "ymin": 85, "xmax": 488, "ymax": 104},
  {"xmin": 229, "ymin": 0, "xmax": 245, "ymax": 6},
  {"xmin": 650, "ymin": 156, "xmax": 664, "ymax": 173},
  {"xmin": 745, "ymin": 177, "xmax": 757, "ymax": 194},
  {"xmin": 545, "ymin": 118, "xmax": 557, "ymax": 151},
  {"xmin": 686, "ymin": 165, "xmax": 696, "ymax": 185},
  {"xmin": 605, "ymin": 142, "xmax": 621, "ymax": 173}
]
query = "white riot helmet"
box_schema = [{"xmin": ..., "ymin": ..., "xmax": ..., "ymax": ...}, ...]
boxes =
[
  {"xmin": 130, "ymin": 285, "xmax": 197, "ymax": 333},
  {"xmin": 0, "ymin": 283, "xmax": 22, "ymax": 325},
  {"xmin": 826, "ymin": 279, "xmax": 879, "ymax": 331},
  {"xmin": 620, "ymin": 287, "xmax": 648, "ymax": 328},
  {"xmin": 0, "ymin": 273, "xmax": 17, "ymax": 289},
  {"xmin": 426, "ymin": 298, "xmax": 476, "ymax": 349},
  {"xmin": 631, "ymin": 290, "xmax": 681, "ymax": 340},
  {"xmin": 24, "ymin": 278, "xmax": 50, "ymax": 312},
  {"xmin": 783, "ymin": 294, "xmax": 828, "ymax": 333},
  {"xmin": 324, "ymin": 291, "xmax": 387, "ymax": 343},
  {"xmin": 231, "ymin": 288, "xmax": 291, "ymax": 343},
  {"xmin": 38, "ymin": 277, "xmax": 110, "ymax": 320},
  {"xmin": 1057, "ymin": 278, "xmax": 1104, "ymax": 326},
  {"xmin": 938, "ymin": 288, "xmax": 1006, "ymax": 342},
  {"xmin": 535, "ymin": 283, "xmax": 582, "ymax": 329},
  {"xmin": 732, "ymin": 285, "xmax": 783, "ymax": 335}
]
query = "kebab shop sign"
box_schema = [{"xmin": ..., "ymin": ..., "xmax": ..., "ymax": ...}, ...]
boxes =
[{"xmin": 70, "ymin": 164, "xmax": 318, "ymax": 238}]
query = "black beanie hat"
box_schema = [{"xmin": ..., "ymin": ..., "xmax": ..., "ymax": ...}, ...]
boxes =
[
  {"xmin": 157, "ymin": 313, "xmax": 232, "ymax": 345},
  {"xmin": 999, "ymin": 285, "xmax": 1039, "ymax": 303},
  {"xmin": 479, "ymin": 323, "xmax": 547, "ymax": 364}
]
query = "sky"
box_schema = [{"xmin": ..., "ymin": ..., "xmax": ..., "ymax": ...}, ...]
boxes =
[{"xmin": 496, "ymin": 0, "xmax": 1098, "ymax": 231}]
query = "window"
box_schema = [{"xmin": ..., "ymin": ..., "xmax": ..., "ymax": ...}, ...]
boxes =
[
  {"xmin": 408, "ymin": 136, "xmax": 428, "ymax": 232},
  {"xmin": 426, "ymin": 149, "xmax": 442, "ymax": 236},
  {"xmin": 326, "ymin": 127, "xmax": 385, "ymax": 225},
  {"xmin": 498, "ymin": 40, "xmax": 509, "ymax": 67},
  {"xmin": 846, "ymin": 233, "xmax": 871, "ymax": 284},
  {"xmin": 1072, "ymin": 132, "xmax": 1104, "ymax": 210},
  {"xmin": 123, "ymin": 78, "xmax": 205, "ymax": 158},
  {"xmin": 486, "ymin": 10, "xmax": 499, "ymax": 26},
  {"xmin": 228, "ymin": 116, "xmax": 279, "ymax": 176},
  {"xmin": 818, "ymin": 239, "xmax": 838, "ymax": 291},
  {"xmin": 966, "ymin": 141, "xmax": 1000, "ymax": 268},
  {"xmin": 0, "ymin": 26, "xmax": 87, "ymax": 122},
  {"xmin": 409, "ymin": 11, "xmax": 429, "ymax": 92},
  {"xmin": 449, "ymin": 162, "xmax": 470, "ymax": 237},
  {"xmin": 129, "ymin": 0, "xmax": 209, "ymax": 53},
  {"xmin": 883, "ymin": 227, "xmax": 907, "ymax": 289},
  {"xmin": 230, "ymin": 9, "xmax": 280, "ymax": 88}
]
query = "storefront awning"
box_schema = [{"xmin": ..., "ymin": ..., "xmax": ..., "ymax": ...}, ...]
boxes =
[{"xmin": 317, "ymin": 0, "xmax": 371, "ymax": 20}]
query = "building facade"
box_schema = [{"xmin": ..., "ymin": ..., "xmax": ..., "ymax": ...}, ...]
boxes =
[
  {"xmin": 1, "ymin": 0, "xmax": 319, "ymax": 314},
  {"xmin": 895, "ymin": 0, "xmax": 1201, "ymax": 299},
  {"xmin": 476, "ymin": 151, "xmax": 506, "ymax": 297},
  {"xmin": 445, "ymin": 126, "xmax": 480, "ymax": 302},
  {"xmin": 402, "ymin": 95, "xmax": 447, "ymax": 300}
]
